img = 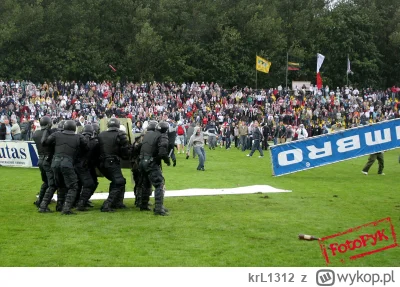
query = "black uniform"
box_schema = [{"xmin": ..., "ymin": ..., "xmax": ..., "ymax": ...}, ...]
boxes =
[
  {"xmin": 262, "ymin": 125, "xmax": 271, "ymax": 150},
  {"xmin": 130, "ymin": 136, "xmax": 143, "ymax": 208},
  {"xmin": 98, "ymin": 128, "xmax": 130, "ymax": 212},
  {"xmin": 75, "ymin": 135, "xmax": 99, "ymax": 210},
  {"xmin": 40, "ymin": 128, "xmax": 89, "ymax": 214},
  {"xmin": 167, "ymin": 123, "xmax": 177, "ymax": 166},
  {"xmin": 139, "ymin": 128, "xmax": 170, "ymax": 215},
  {"xmin": 32, "ymin": 129, "xmax": 56, "ymax": 208}
]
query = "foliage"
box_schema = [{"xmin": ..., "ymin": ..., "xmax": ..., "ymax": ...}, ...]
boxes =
[{"xmin": 0, "ymin": 0, "xmax": 399, "ymax": 87}]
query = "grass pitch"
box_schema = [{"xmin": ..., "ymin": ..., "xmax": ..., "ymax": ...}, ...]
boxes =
[{"xmin": 0, "ymin": 146, "xmax": 399, "ymax": 267}]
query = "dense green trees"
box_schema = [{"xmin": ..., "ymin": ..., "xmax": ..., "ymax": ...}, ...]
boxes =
[{"xmin": 0, "ymin": 0, "xmax": 398, "ymax": 88}]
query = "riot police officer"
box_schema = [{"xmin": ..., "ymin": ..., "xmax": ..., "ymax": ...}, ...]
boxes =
[
  {"xmin": 56, "ymin": 120, "xmax": 65, "ymax": 132},
  {"xmin": 130, "ymin": 132, "xmax": 143, "ymax": 208},
  {"xmin": 53, "ymin": 119, "xmax": 69, "ymax": 211},
  {"xmin": 75, "ymin": 124, "xmax": 99, "ymax": 211},
  {"xmin": 32, "ymin": 116, "xmax": 56, "ymax": 209},
  {"xmin": 39, "ymin": 120, "xmax": 89, "ymax": 214},
  {"xmin": 98, "ymin": 118, "xmax": 130, "ymax": 212},
  {"xmin": 139, "ymin": 120, "xmax": 171, "ymax": 215},
  {"xmin": 92, "ymin": 123, "xmax": 100, "ymax": 137}
]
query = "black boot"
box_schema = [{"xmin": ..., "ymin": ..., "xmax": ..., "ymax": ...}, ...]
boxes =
[
  {"xmin": 55, "ymin": 203, "xmax": 63, "ymax": 212},
  {"xmin": 38, "ymin": 196, "xmax": 52, "ymax": 213},
  {"xmin": 112, "ymin": 187, "xmax": 126, "ymax": 209},
  {"xmin": 101, "ymin": 201, "xmax": 114, "ymax": 212},
  {"xmin": 38, "ymin": 206, "xmax": 52, "ymax": 213},
  {"xmin": 85, "ymin": 200, "xmax": 94, "ymax": 208},
  {"xmin": 76, "ymin": 200, "xmax": 88, "ymax": 211},
  {"xmin": 154, "ymin": 187, "xmax": 168, "ymax": 216},
  {"xmin": 61, "ymin": 202, "xmax": 75, "ymax": 215},
  {"xmin": 140, "ymin": 206, "xmax": 152, "ymax": 211}
]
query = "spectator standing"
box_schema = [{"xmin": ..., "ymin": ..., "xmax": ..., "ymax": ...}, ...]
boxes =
[
  {"xmin": 176, "ymin": 121, "xmax": 186, "ymax": 154},
  {"xmin": 205, "ymin": 120, "xmax": 217, "ymax": 150},
  {"xmin": 232, "ymin": 122, "xmax": 239, "ymax": 148},
  {"xmin": 247, "ymin": 121, "xmax": 264, "ymax": 158},
  {"xmin": 296, "ymin": 124, "xmax": 308, "ymax": 140},
  {"xmin": 362, "ymin": 152, "xmax": 385, "ymax": 175},
  {"xmin": 223, "ymin": 123, "xmax": 232, "ymax": 149},
  {"xmin": 274, "ymin": 121, "xmax": 286, "ymax": 144},
  {"xmin": 11, "ymin": 119, "xmax": 21, "ymax": 140},
  {"xmin": 3, "ymin": 118, "xmax": 12, "ymax": 140},
  {"xmin": 238, "ymin": 121, "xmax": 248, "ymax": 151},
  {"xmin": 285, "ymin": 125, "xmax": 294, "ymax": 142},
  {"xmin": 20, "ymin": 118, "xmax": 30, "ymax": 141},
  {"xmin": 261, "ymin": 123, "xmax": 271, "ymax": 150},
  {"xmin": 186, "ymin": 126, "xmax": 206, "ymax": 171},
  {"xmin": 322, "ymin": 124, "xmax": 329, "ymax": 135},
  {"xmin": 0, "ymin": 120, "xmax": 6, "ymax": 140}
]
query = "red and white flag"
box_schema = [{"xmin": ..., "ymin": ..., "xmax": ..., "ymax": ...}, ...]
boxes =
[
  {"xmin": 109, "ymin": 64, "xmax": 117, "ymax": 72},
  {"xmin": 316, "ymin": 53, "xmax": 325, "ymax": 89}
]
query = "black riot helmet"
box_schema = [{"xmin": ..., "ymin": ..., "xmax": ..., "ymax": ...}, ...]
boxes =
[
  {"xmin": 107, "ymin": 118, "xmax": 120, "ymax": 129},
  {"xmin": 64, "ymin": 120, "xmax": 76, "ymax": 132},
  {"xmin": 82, "ymin": 124, "xmax": 94, "ymax": 136},
  {"xmin": 92, "ymin": 123, "xmax": 100, "ymax": 136},
  {"xmin": 157, "ymin": 121, "xmax": 169, "ymax": 133},
  {"xmin": 147, "ymin": 120, "xmax": 158, "ymax": 131},
  {"xmin": 39, "ymin": 116, "xmax": 52, "ymax": 128},
  {"xmin": 57, "ymin": 120, "xmax": 65, "ymax": 131}
]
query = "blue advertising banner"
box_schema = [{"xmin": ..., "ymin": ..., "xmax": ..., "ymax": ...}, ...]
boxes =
[{"xmin": 270, "ymin": 119, "xmax": 400, "ymax": 176}]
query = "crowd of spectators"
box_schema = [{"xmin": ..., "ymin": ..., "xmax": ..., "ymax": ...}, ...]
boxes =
[{"xmin": 0, "ymin": 79, "xmax": 399, "ymax": 147}]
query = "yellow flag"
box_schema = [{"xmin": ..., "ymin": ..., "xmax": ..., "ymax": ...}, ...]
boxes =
[{"xmin": 256, "ymin": 55, "xmax": 271, "ymax": 73}]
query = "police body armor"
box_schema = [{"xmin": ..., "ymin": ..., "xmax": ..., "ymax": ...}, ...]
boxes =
[
  {"xmin": 76, "ymin": 136, "xmax": 98, "ymax": 166},
  {"xmin": 98, "ymin": 130, "xmax": 129, "ymax": 160},
  {"xmin": 33, "ymin": 129, "xmax": 54, "ymax": 159},
  {"xmin": 130, "ymin": 141, "xmax": 142, "ymax": 170},
  {"xmin": 53, "ymin": 131, "xmax": 82, "ymax": 160},
  {"xmin": 167, "ymin": 128, "xmax": 176, "ymax": 148},
  {"xmin": 140, "ymin": 130, "xmax": 160, "ymax": 163},
  {"xmin": 32, "ymin": 129, "xmax": 55, "ymax": 208}
]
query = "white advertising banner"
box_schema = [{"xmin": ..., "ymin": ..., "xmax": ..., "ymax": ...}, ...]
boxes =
[{"xmin": 0, "ymin": 140, "xmax": 38, "ymax": 167}]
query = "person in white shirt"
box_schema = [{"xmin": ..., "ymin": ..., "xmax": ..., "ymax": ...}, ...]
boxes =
[
  {"xmin": 11, "ymin": 119, "xmax": 21, "ymax": 140},
  {"xmin": 296, "ymin": 124, "xmax": 308, "ymax": 140}
]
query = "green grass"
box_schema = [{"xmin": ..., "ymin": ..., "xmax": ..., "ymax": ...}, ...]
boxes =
[{"xmin": 0, "ymin": 146, "xmax": 399, "ymax": 267}]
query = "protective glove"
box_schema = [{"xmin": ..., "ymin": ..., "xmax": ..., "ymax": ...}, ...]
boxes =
[{"xmin": 165, "ymin": 158, "xmax": 171, "ymax": 166}]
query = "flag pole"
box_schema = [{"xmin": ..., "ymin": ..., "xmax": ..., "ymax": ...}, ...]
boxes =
[
  {"xmin": 255, "ymin": 53, "xmax": 258, "ymax": 92},
  {"xmin": 286, "ymin": 51, "xmax": 288, "ymax": 89},
  {"xmin": 346, "ymin": 54, "xmax": 349, "ymax": 86}
]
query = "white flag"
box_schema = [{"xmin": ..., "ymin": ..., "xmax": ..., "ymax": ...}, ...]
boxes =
[
  {"xmin": 317, "ymin": 53, "xmax": 325, "ymax": 72},
  {"xmin": 347, "ymin": 56, "xmax": 353, "ymax": 74}
]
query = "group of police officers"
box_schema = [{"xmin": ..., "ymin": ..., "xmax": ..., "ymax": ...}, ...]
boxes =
[{"xmin": 33, "ymin": 116, "xmax": 171, "ymax": 216}]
